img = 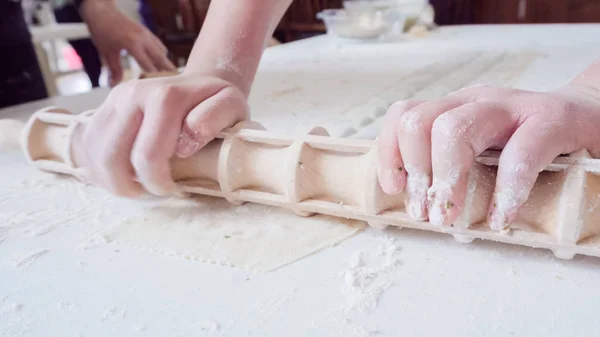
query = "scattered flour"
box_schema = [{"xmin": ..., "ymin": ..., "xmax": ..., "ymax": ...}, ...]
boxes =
[
  {"xmin": 198, "ymin": 320, "xmax": 220, "ymax": 333},
  {"xmin": 2, "ymin": 249, "xmax": 49, "ymax": 269},
  {"xmin": 101, "ymin": 306, "xmax": 120, "ymax": 322},
  {"xmin": 175, "ymin": 319, "xmax": 223, "ymax": 337},
  {"xmin": 0, "ymin": 302, "xmax": 24, "ymax": 315},
  {"xmin": 77, "ymin": 232, "xmax": 111, "ymax": 251},
  {"xmin": 135, "ymin": 325, "xmax": 148, "ymax": 332},
  {"xmin": 308, "ymin": 235, "xmax": 403, "ymax": 336},
  {"xmin": 57, "ymin": 301, "xmax": 77, "ymax": 311},
  {"xmin": 405, "ymin": 169, "xmax": 430, "ymax": 220},
  {"xmin": 310, "ymin": 314, "xmax": 385, "ymax": 337},
  {"xmin": 341, "ymin": 236, "xmax": 402, "ymax": 314}
]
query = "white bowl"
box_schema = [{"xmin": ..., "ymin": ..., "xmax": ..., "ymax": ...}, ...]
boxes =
[{"xmin": 317, "ymin": 8, "xmax": 406, "ymax": 41}]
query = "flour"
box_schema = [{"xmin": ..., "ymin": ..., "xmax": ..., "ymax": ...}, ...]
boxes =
[
  {"xmin": 341, "ymin": 236, "xmax": 402, "ymax": 314},
  {"xmin": 400, "ymin": 111, "xmax": 424, "ymax": 134},
  {"xmin": 0, "ymin": 169, "xmax": 115, "ymax": 247},
  {"xmin": 198, "ymin": 320, "xmax": 220, "ymax": 333},
  {"xmin": 0, "ymin": 225, "xmax": 8, "ymax": 244},
  {"xmin": 308, "ymin": 235, "xmax": 403, "ymax": 337},
  {"xmin": 2, "ymin": 249, "xmax": 49, "ymax": 269},
  {"xmin": 57, "ymin": 301, "xmax": 75, "ymax": 311},
  {"xmin": 135, "ymin": 325, "xmax": 148, "ymax": 332},
  {"xmin": 77, "ymin": 232, "xmax": 110, "ymax": 251},
  {"xmin": 101, "ymin": 306, "xmax": 127, "ymax": 322},
  {"xmin": 405, "ymin": 168, "xmax": 430, "ymax": 220},
  {"xmin": 310, "ymin": 316, "xmax": 384, "ymax": 337},
  {"xmin": 490, "ymin": 188, "xmax": 520, "ymax": 230},
  {"xmin": 0, "ymin": 302, "xmax": 24, "ymax": 315}
]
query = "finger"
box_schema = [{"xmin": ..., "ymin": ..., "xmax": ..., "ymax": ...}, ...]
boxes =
[
  {"xmin": 398, "ymin": 96, "xmax": 468, "ymax": 220},
  {"xmin": 130, "ymin": 87, "xmax": 188, "ymax": 196},
  {"xmin": 176, "ymin": 87, "xmax": 249, "ymax": 158},
  {"xmin": 104, "ymin": 52, "xmax": 124, "ymax": 87},
  {"xmin": 151, "ymin": 34, "xmax": 168, "ymax": 54},
  {"xmin": 145, "ymin": 42, "xmax": 176, "ymax": 72},
  {"xmin": 129, "ymin": 44, "xmax": 158, "ymax": 73},
  {"xmin": 428, "ymin": 102, "xmax": 515, "ymax": 227},
  {"xmin": 83, "ymin": 105, "xmax": 145, "ymax": 197},
  {"xmin": 489, "ymin": 116, "xmax": 577, "ymax": 230},
  {"xmin": 377, "ymin": 100, "xmax": 423, "ymax": 195}
]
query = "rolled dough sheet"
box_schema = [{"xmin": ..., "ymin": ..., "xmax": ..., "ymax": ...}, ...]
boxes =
[{"xmin": 106, "ymin": 196, "xmax": 366, "ymax": 272}]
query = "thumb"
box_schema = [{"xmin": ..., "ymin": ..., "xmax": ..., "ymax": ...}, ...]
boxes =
[
  {"xmin": 104, "ymin": 51, "xmax": 124, "ymax": 87},
  {"xmin": 176, "ymin": 87, "xmax": 249, "ymax": 158}
]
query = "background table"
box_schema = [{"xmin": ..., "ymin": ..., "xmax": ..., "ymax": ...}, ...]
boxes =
[{"xmin": 2, "ymin": 24, "xmax": 600, "ymax": 337}]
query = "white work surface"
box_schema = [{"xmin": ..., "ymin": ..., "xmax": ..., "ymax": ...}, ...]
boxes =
[{"xmin": 2, "ymin": 25, "xmax": 600, "ymax": 337}]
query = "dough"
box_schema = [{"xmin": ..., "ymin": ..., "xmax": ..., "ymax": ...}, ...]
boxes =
[
  {"xmin": 0, "ymin": 119, "xmax": 25, "ymax": 152},
  {"xmin": 106, "ymin": 196, "xmax": 366, "ymax": 272}
]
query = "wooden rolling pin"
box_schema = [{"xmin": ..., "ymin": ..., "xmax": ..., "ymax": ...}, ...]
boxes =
[{"xmin": 9, "ymin": 106, "xmax": 600, "ymax": 260}]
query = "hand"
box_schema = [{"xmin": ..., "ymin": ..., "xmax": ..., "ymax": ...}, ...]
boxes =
[
  {"xmin": 73, "ymin": 71, "xmax": 249, "ymax": 198},
  {"xmin": 80, "ymin": 1, "xmax": 176, "ymax": 86},
  {"xmin": 377, "ymin": 84, "xmax": 600, "ymax": 230}
]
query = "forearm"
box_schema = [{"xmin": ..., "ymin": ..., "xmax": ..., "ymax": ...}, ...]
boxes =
[
  {"xmin": 77, "ymin": 0, "xmax": 116, "ymax": 19},
  {"xmin": 184, "ymin": 0, "xmax": 293, "ymax": 96}
]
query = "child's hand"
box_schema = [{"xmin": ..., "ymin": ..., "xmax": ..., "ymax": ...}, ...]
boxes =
[
  {"xmin": 73, "ymin": 71, "xmax": 249, "ymax": 198},
  {"xmin": 377, "ymin": 84, "xmax": 600, "ymax": 230}
]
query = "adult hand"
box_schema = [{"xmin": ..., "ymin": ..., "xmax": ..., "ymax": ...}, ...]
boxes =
[
  {"xmin": 73, "ymin": 70, "xmax": 249, "ymax": 198},
  {"xmin": 80, "ymin": 0, "xmax": 176, "ymax": 86},
  {"xmin": 377, "ymin": 84, "xmax": 600, "ymax": 230}
]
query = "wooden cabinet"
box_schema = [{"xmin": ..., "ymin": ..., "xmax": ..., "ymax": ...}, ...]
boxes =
[{"xmin": 432, "ymin": 0, "xmax": 600, "ymax": 25}]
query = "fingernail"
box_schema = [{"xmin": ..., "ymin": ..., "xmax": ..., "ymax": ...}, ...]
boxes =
[
  {"xmin": 489, "ymin": 189, "xmax": 519, "ymax": 231},
  {"xmin": 427, "ymin": 183, "xmax": 457, "ymax": 227},
  {"xmin": 176, "ymin": 132, "xmax": 209, "ymax": 158},
  {"xmin": 427, "ymin": 186, "xmax": 452, "ymax": 227},
  {"xmin": 405, "ymin": 170, "xmax": 430, "ymax": 221},
  {"xmin": 378, "ymin": 166, "xmax": 404, "ymax": 195},
  {"xmin": 428, "ymin": 201, "xmax": 445, "ymax": 227}
]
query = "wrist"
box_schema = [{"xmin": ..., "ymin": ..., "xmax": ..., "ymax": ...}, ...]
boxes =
[{"xmin": 183, "ymin": 64, "xmax": 251, "ymax": 97}]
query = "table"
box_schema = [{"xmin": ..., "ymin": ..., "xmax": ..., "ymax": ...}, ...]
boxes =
[{"xmin": 2, "ymin": 24, "xmax": 600, "ymax": 337}]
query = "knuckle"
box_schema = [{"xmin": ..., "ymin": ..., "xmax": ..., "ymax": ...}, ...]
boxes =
[
  {"xmin": 389, "ymin": 100, "xmax": 413, "ymax": 113},
  {"xmin": 131, "ymin": 148, "xmax": 156, "ymax": 173},
  {"xmin": 98, "ymin": 145, "xmax": 121, "ymax": 169},
  {"xmin": 152, "ymin": 84, "xmax": 183, "ymax": 106},
  {"xmin": 505, "ymin": 148, "xmax": 539, "ymax": 174},
  {"xmin": 431, "ymin": 112, "xmax": 470, "ymax": 139},
  {"xmin": 399, "ymin": 110, "xmax": 427, "ymax": 136},
  {"xmin": 383, "ymin": 101, "xmax": 415, "ymax": 124},
  {"xmin": 107, "ymin": 81, "xmax": 131, "ymax": 100},
  {"xmin": 130, "ymin": 79, "xmax": 149, "ymax": 98}
]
